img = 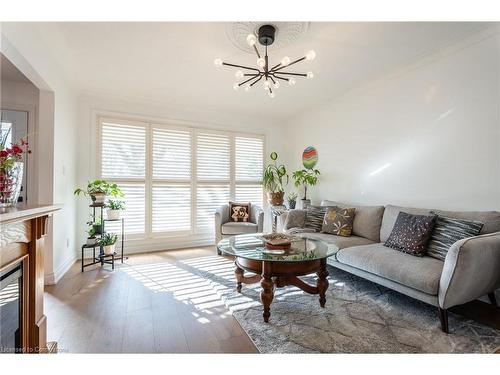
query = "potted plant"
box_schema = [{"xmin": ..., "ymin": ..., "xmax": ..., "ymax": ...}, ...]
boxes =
[
  {"xmin": 74, "ymin": 179, "xmax": 124, "ymax": 205},
  {"xmin": 85, "ymin": 224, "xmax": 97, "ymax": 246},
  {"xmin": 292, "ymin": 168, "xmax": 320, "ymax": 203},
  {"xmin": 99, "ymin": 233, "xmax": 118, "ymax": 255},
  {"xmin": 286, "ymin": 192, "xmax": 298, "ymax": 209},
  {"xmin": 93, "ymin": 218, "xmax": 103, "ymax": 235},
  {"xmin": 263, "ymin": 152, "xmax": 288, "ymax": 206},
  {"xmin": 0, "ymin": 132, "xmax": 30, "ymax": 207},
  {"xmin": 105, "ymin": 199, "xmax": 125, "ymax": 220}
]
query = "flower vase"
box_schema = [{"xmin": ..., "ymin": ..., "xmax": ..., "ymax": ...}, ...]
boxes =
[{"xmin": 0, "ymin": 162, "xmax": 23, "ymax": 208}]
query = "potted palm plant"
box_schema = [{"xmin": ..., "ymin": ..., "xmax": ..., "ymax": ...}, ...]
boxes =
[
  {"xmin": 99, "ymin": 233, "xmax": 118, "ymax": 255},
  {"xmin": 263, "ymin": 152, "xmax": 289, "ymax": 206},
  {"xmin": 105, "ymin": 199, "xmax": 125, "ymax": 220},
  {"xmin": 292, "ymin": 168, "xmax": 320, "ymax": 205},
  {"xmin": 74, "ymin": 179, "xmax": 124, "ymax": 205}
]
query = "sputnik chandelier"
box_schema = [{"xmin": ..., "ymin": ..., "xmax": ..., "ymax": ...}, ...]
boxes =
[{"xmin": 214, "ymin": 24, "xmax": 316, "ymax": 98}]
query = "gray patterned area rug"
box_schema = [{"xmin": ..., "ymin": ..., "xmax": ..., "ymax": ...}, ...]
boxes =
[{"xmin": 190, "ymin": 257, "xmax": 500, "ymax": 353}]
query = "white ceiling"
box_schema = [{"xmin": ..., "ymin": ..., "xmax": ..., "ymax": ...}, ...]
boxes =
[{"xmin": 28, "ymin": 22, "xmax": 491, "ymax": 120}]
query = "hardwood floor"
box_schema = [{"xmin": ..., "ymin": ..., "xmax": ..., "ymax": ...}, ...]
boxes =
[
  {"xmin": 45, "ymin": 246, "xmax": 499, "ymax": 353},
  {"xmin": 44, "ymin": 247, "xmax": 258, "ymax": 353}
]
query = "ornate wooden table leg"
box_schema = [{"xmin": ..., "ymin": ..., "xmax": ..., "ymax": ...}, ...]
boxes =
[
  {"xmin": 260, "ymin": 261, "xmax": 274, "ymax": 323},
  {"xmin": 316, "ymin": 258, "xmax": 329, "ymax": 307},
  {"xmin": 235, "ymin": 261, "xmax": 244, "ymax": 293}
]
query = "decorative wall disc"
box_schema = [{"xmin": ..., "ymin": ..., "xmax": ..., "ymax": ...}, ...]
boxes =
[
  {"xmin": 302, "ymin": 146, "xmax": 318, "ymax": 169},
  {"xmin": 225, "ymin": 22, "xmax": 310, "ymax": 54}
]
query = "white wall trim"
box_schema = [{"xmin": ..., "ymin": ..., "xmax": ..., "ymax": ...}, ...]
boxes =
[{"xmin": 44, "ymin": 253, "xmax": 76, "ymax": 285}]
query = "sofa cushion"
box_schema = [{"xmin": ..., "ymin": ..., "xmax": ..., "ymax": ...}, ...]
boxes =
[
  {"xmin": 380, "ymin": 205, "xmax": 433, "ymax": 243},
  {"xmin": 384, "ymin": 212, "xmax": 437, "ymax": 257},
  {"xmin": 321, "ymin": 200, "xmax": 385, "ymax": 242},
  {"xmin": 322, "ymin": 207, "xmax": 356, "ymax": 236},
  {"xmin": 431, "ymin": 209, "xmax": 500, "ymax": 235},
  {"xmin": 299, "ymin": 232, "xmax": 375, "ymax": 249},
  {"xmin": 336, "ymin": 243, "xmax": 444, "ymax": 295},
  {"xmin": 221, "ymin": 222, "xmax": 258, "ymax": 235},
  {"xmin": 284, "ymin": 209, "xmax": 306, "ymax": 229}
]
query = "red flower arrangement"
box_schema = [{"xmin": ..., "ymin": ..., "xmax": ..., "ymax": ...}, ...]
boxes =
[{"xmin": 0, "ymin": 138, "xmax": 31, "ymax": 169}]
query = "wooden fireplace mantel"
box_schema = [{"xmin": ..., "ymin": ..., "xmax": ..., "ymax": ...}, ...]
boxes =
[{"xmin": 0, "ymin": 204, "xmax": 61, "ymax": 353}]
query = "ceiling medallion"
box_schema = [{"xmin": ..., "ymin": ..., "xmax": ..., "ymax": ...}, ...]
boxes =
[{"xmin": 214, "ymin": 24, "xmax": 316, "ymax": 98}]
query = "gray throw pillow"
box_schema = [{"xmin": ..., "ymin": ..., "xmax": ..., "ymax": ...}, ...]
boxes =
[
  {"xmin": 384, "ymin": 212, "xmax": 436, "ymax": 257},
  {"xmin": 304, "ymin": 205, "xmax": 328, "ymax": 232},
  {"xmin": 284, "ymin": 209, "xmax": 307, "ymax": 229},
  {"xmin": 427, "ymin": 215, "xmax": 483, "ymax": 261}
]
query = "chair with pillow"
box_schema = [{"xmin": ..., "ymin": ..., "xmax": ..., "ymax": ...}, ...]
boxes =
[{"xmin": 215, "ymin": 202, "xmax": 264, "ymax": 254}]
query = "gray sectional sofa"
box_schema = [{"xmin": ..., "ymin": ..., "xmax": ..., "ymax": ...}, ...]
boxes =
[{"xmin": 280, "ymin": 200, "xmax": 500, "ymax": 333}]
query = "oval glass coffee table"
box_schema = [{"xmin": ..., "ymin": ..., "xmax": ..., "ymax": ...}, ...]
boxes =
[{"xmin": 217, "ymin": 233, "xmax": 337, "ymax": 323}]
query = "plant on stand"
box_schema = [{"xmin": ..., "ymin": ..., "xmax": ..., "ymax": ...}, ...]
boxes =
[
  {"xmin": 105, "ymin": 199, "xmax": 125, "ymax": 220},
  {"xmin": 0, "ymin": 130, "xmax": 30, "ymax": 207},
  {"xmin": 74, "ymin": 179, "xmax": 124, "ymax": 204},
  {"xmin": 85, "ymin": 223, "xmax": 97, "ymax": 246},
  {"xmin": 292, "ymin": 168, "xmax": 320, "ymax": 206},
  {"xmin": 99, "ymin": 233, "xmax": 118, "ymax": 255},
  {"xmin": 286, "ymin": 192, "xmax": 298, "ymax": 209},
  {"xmin": 263, "ymin": 152, "xmax": 288, "ymax": 206}
]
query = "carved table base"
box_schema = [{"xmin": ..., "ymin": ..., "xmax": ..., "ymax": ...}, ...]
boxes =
[{"xmin": 234, "ymin": 257, "xmax": 329, "ymax": 322}]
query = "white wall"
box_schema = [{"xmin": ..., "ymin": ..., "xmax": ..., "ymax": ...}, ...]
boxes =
[
  {"xmin": 283, "ymin": 29, "xmax": 500, "ymax": 211},
  {"xmin": 1, "ymin": 25, "xmax": 79, "ymax": 284},
  {"xmin": 76, "ymin": 92, "xmax": 285, "ymax": 253}
]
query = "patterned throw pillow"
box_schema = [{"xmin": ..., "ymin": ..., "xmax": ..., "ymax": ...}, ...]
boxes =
[
  {"xmin": 304, "ymin": 205, "xmax": 328, "ymax": 232},
  {"xmin": 427, "ymin": 215, "xmax": 483, "ymax": 261},
  {"xmin": 322, "ymin": 207, "xmax": 356, "ymax": 237},
  {"xmin": 229, "ymin": 202, "xmax": 251, "ymax": 222},
  {"xmin": 384, "ymin": 212, "xmax": 436, "ymax": 257}
]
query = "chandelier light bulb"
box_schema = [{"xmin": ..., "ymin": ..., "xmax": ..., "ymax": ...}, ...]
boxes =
[
  {"xmin": 273, "ymin": 81, "xmax": 280, "ymax": 89},
  {"xmin": 233, "ymin": 83, "xmax": 240, "ymax": 91},
  {"xmin": 306, "ymin": 72, "xmax": 314, "ymax": 79},
  {"xmin": 289, "ymin": 78, "xmax": 296, "ymax": 86},
  {"xmin": 281, "ymin": 56, "xmax": 291, "ymax": 66},
  {"xmin": 214, "ymin": 58, "xmax": 223, "ymax": 68},
  {"xmin": 244, "ymin": 86, "xmax": 251, "ymax": 92},
  {"xmin": 263, "ymin": 80, "xmax": 271, "ymax": 90},
  {"xmin": 257, "ymin": 57, "xmax": 266, "ymax": 69},
  {"xmin": 269, "ymin": 92, "xmax": 275, "ymax": 98},
  {"xmin": 235, "ymin": 70, "xmax": 244, "ymax": 78},
  {"xmin": 305, "ymin": 50, "xmax": 316, "ymax": 61},
  {"xmin": 246, "ymin": 34, "xmax": 257, "ymax": 46}
]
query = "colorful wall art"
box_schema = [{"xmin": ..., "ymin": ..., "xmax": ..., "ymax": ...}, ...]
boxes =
[{"xmin": 302, "ymin": 146, "xmax": 318, "ymax": 169}]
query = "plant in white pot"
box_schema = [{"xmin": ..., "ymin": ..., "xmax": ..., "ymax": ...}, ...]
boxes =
[
  {"xmin": 99, "ymin": 233, "xmax": 118, "ymax": 255},
  {"xmin": 74, "ymin": 179, "xmax": 124, "ymax": 205},
  {"xmin": 85, "ymin": 223, "xmax": 97, "ymax": 246},
  {"xmin": 105, "ymin": 199, "xmax": 125, "ymax": 220}
]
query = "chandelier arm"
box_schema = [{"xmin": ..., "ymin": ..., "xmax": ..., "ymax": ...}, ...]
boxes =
[
  {"xmin": 272, "ymin": 75, "xmax": 290, "ymax": 82},
  {"xmin": 239, "ymin": 75, "xmax": 261, "ymax": 86},
  {"xmin": 244, "ymin": 73, "xmax": 260, "ymax": 76},
  {"xmin": 269, "ymin": 76, "xmax": 277, "ymax": 85},
  {"xmin": 250, "ymin": 76, "xmax": 263, "ymax": 87},
  {"xmin": 222, "ymin": 62, "xmax": 260, "ymax": 72},
  {"xmin": 271, "ymin": 56, "xmax": 306, "ymax": 73},
  {"xmin": 273, "ymin": 72, "xmax": 308, "ymax": 77},
  {"xmin": 253, "ymin": 45, "xmax": 261, "ymax": 59},
  {"xmin": 270, "ymin": 63, "xmax": 281, "ymax": 71}
]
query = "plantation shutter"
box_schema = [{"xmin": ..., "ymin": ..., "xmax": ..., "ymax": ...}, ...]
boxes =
[
  {"xmin": 101, "ymin": 120, "xmax": 146, "ymax": 235},
  {"xmin": 196, "ymin": 132, "xmax": 230, "ymax": 232},
  {"xmin": 151, "ymin": 127, "xmax": 192, "ymax": 233},
  {"xmin": 234, "ymin": 136, "xmax": 264, "ymax": 207}
]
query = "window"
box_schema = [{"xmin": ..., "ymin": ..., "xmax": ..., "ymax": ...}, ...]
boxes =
[{"xmin": 98, "ymin": 117, "xmax": 264, "ymax": 239}]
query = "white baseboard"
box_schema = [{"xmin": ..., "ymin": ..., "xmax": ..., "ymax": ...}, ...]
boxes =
[{"xmin": 44, "ymin": 254, "xmax": 77, "ymax": 285}]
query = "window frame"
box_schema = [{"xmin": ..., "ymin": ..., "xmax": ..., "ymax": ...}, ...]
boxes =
[{"xmin": 96, "ymin": 115, "xmax": 265, "ymax": 241}]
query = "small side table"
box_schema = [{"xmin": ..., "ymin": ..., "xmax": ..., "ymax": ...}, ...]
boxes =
[{"xmin": 270, "ymin": 205, "xmax": 288, "ymax": 233}]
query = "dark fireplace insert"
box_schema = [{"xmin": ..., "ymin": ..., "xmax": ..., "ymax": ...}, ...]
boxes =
[{"xmin": 0, "ymin": 264, "xmax": 23, "ymax": 354}]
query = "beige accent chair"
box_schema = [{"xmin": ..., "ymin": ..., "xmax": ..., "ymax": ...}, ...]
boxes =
[{"xmin": 215, "ymin": 203, "xmax": 264, "ymax": 254}]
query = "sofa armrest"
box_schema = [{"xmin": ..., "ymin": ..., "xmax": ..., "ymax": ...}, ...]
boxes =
[
  {"xmin": 251, "ymin": 205, "xmax": 264, "ymax": 232},
  {"xmin": 214, "ymin": 205, "xmax": 230, "ymax": 243},
  {"xmin": 283, "ymin": 209, "xmax": 306, "ymax": 230},
  {"xmin": 438, "ymin": 231, "xmax": 500, "ymax": 309}
]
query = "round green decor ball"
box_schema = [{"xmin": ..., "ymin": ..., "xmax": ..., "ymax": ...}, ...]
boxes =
[{"xmin": 302, "ymin": 146, "xmax": 318, "ymax": 169}]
